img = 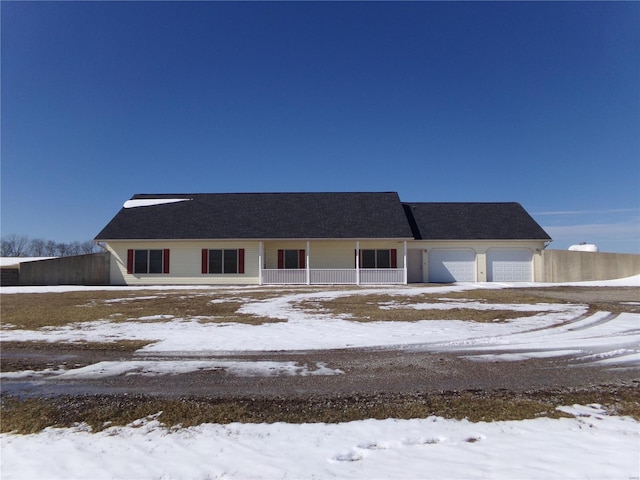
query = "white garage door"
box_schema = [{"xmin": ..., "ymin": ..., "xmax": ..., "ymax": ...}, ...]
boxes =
[
  {"xmin": 428, "ymin": 249, "xmax": 476, "ymax": 283},
  {"xmin": 487, "ymin": 249, "xmax": 533, "ymax": 282}
]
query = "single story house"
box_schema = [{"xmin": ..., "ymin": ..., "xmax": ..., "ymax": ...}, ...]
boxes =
[{"xmin": 94, "ymin": 192, "xmax": 551, "ymax": 285}]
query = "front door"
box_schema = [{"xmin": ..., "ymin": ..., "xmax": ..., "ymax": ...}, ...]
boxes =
[{"xmin": 407, "ymin": 249, "xmax": 424, "ymax": 283}]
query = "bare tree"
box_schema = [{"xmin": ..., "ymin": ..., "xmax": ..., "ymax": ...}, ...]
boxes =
[
  {"xmin": 0, "ymin": 239, "xmax": 10, "ymax": 257},
  {"xmin": 0, "ymin": 234, "xmax": 30, "ymax": 256},
  {"xmin": 29, "ymin": 238, "xmax": 47, "ymax": 256},
  {"xmin": 79, "ymin": 241, "xmax": 98, "ymax": 254},
  {"xmin": 44, "ymin": 240, "xmax": 58, "ymax": 256},
  {"xmin": 69, "ymin": 241, "xmax": 81, "ymax": 256},
  {"xmin": 55, "ymin": 242, "xmax": 71, "ymax": 257},
  {"xmin": 1, "ymin": 235, "xmax": 99, "ymax": 257}
]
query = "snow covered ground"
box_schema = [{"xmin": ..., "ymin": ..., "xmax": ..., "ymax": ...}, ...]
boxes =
[
  {"xmin": 2, "ymin": 277, "xmax": 639, "ymax": 369},
  {"xmin": 1, "ymin": 405, "xmax": 638, "ymax": 480},
  {"xmin": 1, "ymin": 277, "xmax": 639, "ymax": 479}
]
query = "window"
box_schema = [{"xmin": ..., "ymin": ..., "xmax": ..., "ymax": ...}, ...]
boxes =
[
  {"xmin": 360, "ymin": 249, "xmax": 397, "ymax": 269},
  {"xmin": 127, "ymin": 249, "xmax": 169, "ymax": 274},
  {"xmin": 284, "ymin": 250, "xmax": 299, "ymax": 269},
  {"xmin": 277, "ymin": 249, "xmax": 306, "ymax": 269},
  {"xmin": 202, "ymin": 249, "xmax": 245, "ymax": 274}
]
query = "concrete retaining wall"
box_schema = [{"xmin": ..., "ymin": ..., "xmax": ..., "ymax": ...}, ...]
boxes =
[
  {"xmin": 19, "ymin": 253, "xmax": 110, "ymax": 286},
  {"xmin": 542, "ymin": 250, "xmax": 640, "ymax": 283},
  {"xmin": 1, "ymin": 267, "xmax": 20, "ymax": 286}
]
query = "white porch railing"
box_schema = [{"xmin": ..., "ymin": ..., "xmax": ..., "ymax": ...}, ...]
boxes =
[
  {"xmin": 262, "ymin": 269, "xmax": 405, "ymax": 285},
  {"xmin": 262, "ymin": 269, "xmax": 306, "ymax": 285},
  {"xmin": 360, "ymin": 268, "xmax": 405, "ymax": 284},
  {"xmin": 310, "ymin": 269, "xmax": 357, "ymax": 284}
]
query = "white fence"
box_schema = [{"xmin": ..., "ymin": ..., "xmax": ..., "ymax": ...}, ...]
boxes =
[{"xmin": 262, "ymin": 268, "xmax": 405, "ymax": 285}]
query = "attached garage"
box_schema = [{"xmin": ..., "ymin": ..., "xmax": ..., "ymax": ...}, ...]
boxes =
[
  {"xmin": 428, "ymin": 249, "xmax": 476, "ymax": 282},
  {"xmin": 487, "ymin": 249, "xmax": 533, "ymax": 282}
]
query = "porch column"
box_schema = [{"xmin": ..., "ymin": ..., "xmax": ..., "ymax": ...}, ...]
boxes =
[
  {"xmin": 258, "ymin": 241, "xmax": 263, "ymax": 285},
  {"xmin": 355, "ymin": 241, "xmax": 360, "ymax": 285},
  {"xmin": 403, "ymin": 240, "xmax": 408, "ymax": 284},
  {"xmin": 306, "ymin": 241, "xmax": 310, "ymax": 285}
]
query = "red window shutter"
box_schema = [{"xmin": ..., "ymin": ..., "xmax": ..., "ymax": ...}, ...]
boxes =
[
  {"xmin": 127, "ymin": 249, "xmax": 134, "ymax": 274},
  {"xmin": 163, "ymin": 249, "xmax": 170, "ymax": 274},
  {"xmin": 299, "ymin": 249, "xmax": 305, "ymax": 269},
  {"xmin": 277, "ymin": 250, "xmax": 284, "ymax": 269},
  {"xmin": 201, "ymin": 249, "xmax": 208, "ymax": 274},
  {"xmin": 390, "ymin": 249, "xmax": 397, "ymax": 269},
  {"xmin": 238, "ymin": 249, "xmax": 245, "ymax": 274}
]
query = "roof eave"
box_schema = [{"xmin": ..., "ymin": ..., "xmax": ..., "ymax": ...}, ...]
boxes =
[{"xmin": 97, "ymin": 237, "xmax": 416, "ymax": 242}]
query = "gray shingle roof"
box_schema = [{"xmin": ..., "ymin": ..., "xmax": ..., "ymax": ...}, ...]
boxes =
[
  {"xmin": 95, "ymin": 192, "xmax": 415, "ymax": 240},
  {"xmin": 402, "ymin": 202, "xmax": 551, "ymax": 240}
]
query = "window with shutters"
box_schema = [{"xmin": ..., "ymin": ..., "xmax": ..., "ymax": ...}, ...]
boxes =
[
  {"xmin": 360, "ymin": 249, "xmax": 396, "ymax": 269},
  {"xmin": 129, "ymin": 249, "xmax": 170, "ymax": 274},
  {"xmin": 202, "ymin": 249, "xmax": 245, "ymax": 274},
  {"xmin": 277, "ymin": 249, "xmax": 305, "ymax": 269}
]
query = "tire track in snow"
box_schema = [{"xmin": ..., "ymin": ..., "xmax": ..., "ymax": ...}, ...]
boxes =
[
  {"xmin": 438, "ymin": 311, "xmax": 640, "ymax": 366},
  {"xmin": 565, "ymin": 311, "xmax": 618, "ymax": 331}
]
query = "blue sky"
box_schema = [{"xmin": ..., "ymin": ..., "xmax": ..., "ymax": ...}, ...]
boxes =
[{"xmin": 2, "ymin": 1, "xmax": 639, "ymax": 253}]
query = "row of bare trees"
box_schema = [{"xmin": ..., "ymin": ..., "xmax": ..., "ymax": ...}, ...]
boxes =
[{"xmin": 0, "ymin": 234, "xmax": 100, "ymax": 257}]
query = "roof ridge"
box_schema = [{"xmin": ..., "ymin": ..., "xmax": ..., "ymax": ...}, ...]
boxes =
[{"xmin": 133, "ymin": 191, "xmax": 399, "ymax": 195}]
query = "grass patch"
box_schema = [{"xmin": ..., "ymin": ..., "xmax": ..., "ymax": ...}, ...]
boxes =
[
  {"xmin": 2, "ymin": 386, "xmax": 638, "ymax": 434},
  {"xmin": 436, "ymin": 288, "xmax": 569, "ymax": 305},
  {"xmin": 298, "ymin": 292, "xmax": 557, "ymax": 322},
  {"xmin": 3, "ymin": 286, "xmax": 636, "ymax": 330},
  {"xmin": 0, "ymin": 290, "xmax": 282, "ymax": 329}
]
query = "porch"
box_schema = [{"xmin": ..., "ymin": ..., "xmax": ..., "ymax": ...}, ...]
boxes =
[{"xmin": 258, "ymin": 240, "xmax": 408, "ymax": 285}]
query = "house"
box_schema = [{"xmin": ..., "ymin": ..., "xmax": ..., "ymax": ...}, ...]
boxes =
[{"xmin": 94, "ymin": 192, "xmax": 551, "ymax": 285}]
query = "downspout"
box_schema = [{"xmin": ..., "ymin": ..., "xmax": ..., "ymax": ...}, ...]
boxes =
[
  {"xmin": 306, "ymin": 241, "xmax": 310, "ymax": 285},
  {"xmin": 356, "ymin": 240, "xmax": 360, "ymax": 285},
  {"xmin": 403, "ymin": 240, "xmax": 408, "ymax": 284},
  {"xmin": 258, "ymin": 241, "xmax": 263, "ymax": 285}
]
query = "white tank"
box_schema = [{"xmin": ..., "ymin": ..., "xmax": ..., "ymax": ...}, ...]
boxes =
[{"xmin": 568, "ymin": 243, "xmax": 599, "ymax": 252}]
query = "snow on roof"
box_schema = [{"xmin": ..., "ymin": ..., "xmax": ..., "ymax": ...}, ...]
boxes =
[
  {"xmin": 0, "ymin": 257, "xmax": 56, "ymax": 267},
  {"xmin": 123, "ymin": 198, "xmax": 192, "ymax": 209},
  {"xmin": 99, "ymin": 192, "xmax": 413, "ymax": 240}
]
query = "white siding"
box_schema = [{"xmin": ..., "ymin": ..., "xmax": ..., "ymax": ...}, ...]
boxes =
[
  {"xmin": 308, "ymin": 241, "xmax": 356, "ymax": 269},
  {"xmin": 105, "ymin": 241, "xmax": 261, "ymax": 285},
  {"xmin": 105, "ymin": 239, "xmax": 423, "ymax": 285}
]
